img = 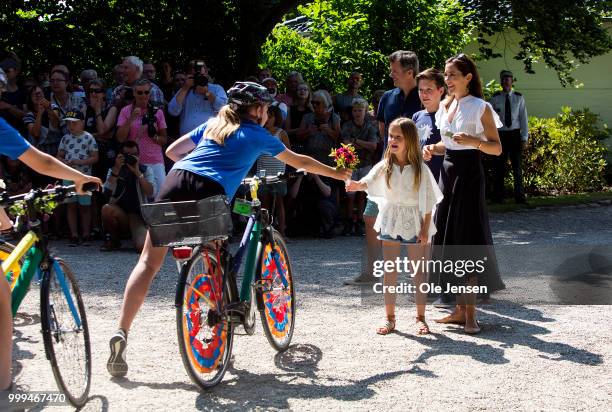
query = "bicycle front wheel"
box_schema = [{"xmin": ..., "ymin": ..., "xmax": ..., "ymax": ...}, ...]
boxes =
[
  {"xmin": 40, "ymin": 259, "xmax": 91, "ymax": 407},
  {"xmin": 176, "ymin": 246, "xmax": 233, "ymax": 389},
  {"xmin": 257, "ymin": 229, "xmax": 295, "ymax": 351}
]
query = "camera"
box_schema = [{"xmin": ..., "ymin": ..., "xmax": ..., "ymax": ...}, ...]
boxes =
[
  {"xmin": 141, "ymin": 103, "xmax": 161, "ymax": 138},
  {"xmin": 193, "ymin": 73, "xmax": 209, "ymax": 88},
  {"xmin": 124, "ymin": 154, "xmax": 138, "ymax": 166}
]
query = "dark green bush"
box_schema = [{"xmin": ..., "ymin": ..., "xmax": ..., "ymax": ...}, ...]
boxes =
[{"xmin": 522, "ymin": 107, "xmax": 609, "ymax": 195}]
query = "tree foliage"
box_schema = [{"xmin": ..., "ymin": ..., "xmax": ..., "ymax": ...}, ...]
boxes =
[
  {"xmin": 0, "ymin": 0, "xmax": 300, "ymax": 85},
  {"xmin": 464, "ymin": 0, "xmax": 612, "ymax": 86},
  {"xmin": 261, "ymin": 0, "xmax": 474, "ymax": 96},
  {"xmin": 0, "ymin": 0, "xmax": 609, "ymax": 89}
]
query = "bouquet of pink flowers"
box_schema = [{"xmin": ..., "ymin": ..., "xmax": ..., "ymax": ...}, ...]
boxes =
[{"xmin": 329, "ymin": 143, "xmax": 360, "ymax": 170}]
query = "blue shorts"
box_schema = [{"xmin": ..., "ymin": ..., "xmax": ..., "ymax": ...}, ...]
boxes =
[
  {"xmin": 363, "ymin": 198, "xmax": 378, "ymax": 217},
  {"xmin": 377, "ymin": 234, "xmax": 417, "ymax": 244},
  {"xmin": 62, "ymin": 180, "xmax": 92, "ymax": 206}
]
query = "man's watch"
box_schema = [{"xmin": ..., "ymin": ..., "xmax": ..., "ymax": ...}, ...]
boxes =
[{"xmin": 137, "ymin": 173, "xmax": 144, "ymax": 179}]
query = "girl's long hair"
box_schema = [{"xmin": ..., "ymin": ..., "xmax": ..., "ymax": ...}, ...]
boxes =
[
  {"xmin": 383, "ymin": 117, "xmax": 422, "ymax": 191},
  {"xmin": 204, "ymin": 103, "xmax": 262, "ymax": 145}
]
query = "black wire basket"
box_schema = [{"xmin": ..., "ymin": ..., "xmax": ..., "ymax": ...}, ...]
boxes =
[{"xmin": 140, "ymin": 195, "xmax": 232, "ymax": 247}]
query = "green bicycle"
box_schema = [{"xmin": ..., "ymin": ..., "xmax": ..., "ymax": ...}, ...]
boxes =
[
  {"xmin": 141, "ymin": 171, "xmax": 300, "ymax": 388},
  {"xmin": 0, "ymin": 184, "xmax": 96, "ymax": 407}
]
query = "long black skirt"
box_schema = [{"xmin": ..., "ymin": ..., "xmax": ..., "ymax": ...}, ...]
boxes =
[{"xmin": 433, "ymin": 149, "xmax": 505, "ymax": 293}]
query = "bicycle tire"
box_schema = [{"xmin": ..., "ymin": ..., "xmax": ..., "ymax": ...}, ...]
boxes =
[
  {"xmin": 176, "ymin": 246, "xmax": 234, "ymax": 389},
  {"xmin": 0, "ymin": 240, "xmax": 22, "ymax": 290},
  {"xmin": 40, "ymin": 258, "xmax": 91, "ymax": 407},
  {"xmin": 256, "ymin": 229, "xmax": 295, "ymax": 351}
]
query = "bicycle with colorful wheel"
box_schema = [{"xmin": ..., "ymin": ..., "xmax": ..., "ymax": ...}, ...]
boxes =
[
  {"xmin": 0, "ymin": 184, "xmax": 97, "ymax": 407},
  {"xmin": 141, "ymin": 171, "xmax": 301, "ymax": 389}
]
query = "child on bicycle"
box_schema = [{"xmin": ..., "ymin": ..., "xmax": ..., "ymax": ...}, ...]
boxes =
[
  {"xmin": 346, "ymin": 117, "xmax": 443, "ymax": 335},
  {"xmin": 0, "ymin": 68, "xmax": 101, "ymax": 392},
  {"xmin": 107, "ymin": 81, "xmax": 352, "ymax": 378}
]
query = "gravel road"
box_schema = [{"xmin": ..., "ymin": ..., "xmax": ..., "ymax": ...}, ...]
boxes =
[{"xmin": 9, "ymin": 204, "xmax": 612, "ymax": 411}]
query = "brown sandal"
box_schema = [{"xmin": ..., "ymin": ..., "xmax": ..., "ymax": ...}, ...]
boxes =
[
  {"xmin": 415, "ymin": 316, "xmax": 430, "ymax": 335},
  {"xmin": 376, "ymin": 315, "xmax": 396, "ymax": 335}
]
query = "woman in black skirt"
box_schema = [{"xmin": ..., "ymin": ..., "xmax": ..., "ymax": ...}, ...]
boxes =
[{"xmin": 423, "ymin": 54, "xmax": 505, "ymax": 334}]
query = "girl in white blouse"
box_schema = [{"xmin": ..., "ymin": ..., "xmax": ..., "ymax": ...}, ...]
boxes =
[
  {"xmin": 423, "ymin": 54, "xmax": 504, "ymax": 334},
  {"xmin": 347, "ymin": 117, "xmax": 443, "ymax": 335}
]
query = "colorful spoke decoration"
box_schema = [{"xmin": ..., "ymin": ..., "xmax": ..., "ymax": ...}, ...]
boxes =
[
  {"xmin": 182, "ymin": 270, "xmax": 227, "ymax": 373},
  {"xmin": 261, "ymin": 244, "xmax": 292, "ymax": 339}
]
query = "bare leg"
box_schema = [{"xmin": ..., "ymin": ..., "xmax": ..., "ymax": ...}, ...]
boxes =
[
  {"xmin": 408, "ymin": 243, "xmax": 430, "ymax": 334},
  {"xmin": 0, "ymin": 275, "xmax": 12, "ymax": 390},
  {"xmin": 381, "ymin": 241, "xmax": 401, "ymax": 318},
  {"xmin": 463, "ymin": 276, "xmax": 480, "ymax": 333},
  {"xmin": 118, "ymin": 231, "xmax": 168, "ymax": 332},
  {"xmin": 80, "ymin": 205, "xmax": 91, "ymax": 239},
  {"xmin": 67, "ymin": 203, "xmax": 78, "ymax": 238}
]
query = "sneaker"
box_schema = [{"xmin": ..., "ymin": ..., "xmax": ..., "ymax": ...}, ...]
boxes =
[
  {"xmin": 68, "ymin": 236, "xmax": 80, "ymax": 247},
  {"xmin": 433, "ymin": 297, "xmax": 455, "ymax": 308},
  {"xmin": 107, "ymin": 329, "xmax": 128, "ymax": 377}
]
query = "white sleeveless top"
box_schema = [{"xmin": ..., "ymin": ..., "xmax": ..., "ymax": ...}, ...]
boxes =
[{"xmin": 435, "ymin": 95, "xmax": 502, "ymax": 151}]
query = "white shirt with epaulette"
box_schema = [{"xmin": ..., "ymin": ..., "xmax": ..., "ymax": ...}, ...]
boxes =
[{"xmin": 489, "ymin": 90, "xmax": 529, "ymax": 141}]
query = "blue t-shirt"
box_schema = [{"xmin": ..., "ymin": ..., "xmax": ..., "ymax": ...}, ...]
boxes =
[
  {"xmin": 412, "ymin": 109, "xmax": 443, "ymax": 181},
  {"xmin": 376, "ymin": 87, "xmax": 421, "ymax": 149},
  {"xmin": 0, "ymin": 117, "xmax": 31, "ymax": 159},
  {"xmin": 174, "ymin": 120, "xmax": 286, "ymax": 199}
]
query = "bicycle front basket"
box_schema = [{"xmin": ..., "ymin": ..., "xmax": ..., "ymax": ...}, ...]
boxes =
[{"xmin": 140, "ymin": 195, "xmax": 232, "ymax": 247}]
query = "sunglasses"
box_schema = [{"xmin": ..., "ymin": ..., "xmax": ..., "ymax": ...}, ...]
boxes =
[
  {"xmin": 135, "ymin": 90, "xmax": 150, "ymax": 95},
  {"xmin": 89, "ymin": 88, "xmax": 105, "ymax": 94},
  {"xmin": 312, "ymin": 101, "xmax": 324, "ymax": 106},
  {"xmin": 50, "ymin": 79, "xmax": 66, "ymax": 83}
]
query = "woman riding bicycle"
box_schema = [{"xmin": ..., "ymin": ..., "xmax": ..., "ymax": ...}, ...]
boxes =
[{"xmin": 107, "ymin": 81, "xmax": 352, "ymax": 377}]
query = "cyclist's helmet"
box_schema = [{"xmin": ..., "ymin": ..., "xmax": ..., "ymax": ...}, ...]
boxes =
[
  {"xmin": 227, "ymin": 81, "xmax": 274, "ymax": 108},
  {"xmin": 0, "ymin": 68, "xmax": 7, "ymax": 92}
]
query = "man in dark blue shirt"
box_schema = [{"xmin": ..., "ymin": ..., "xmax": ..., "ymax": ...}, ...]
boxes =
[{"xmin": 376, "ymin": 50, "xmax": 422, "ymax": 151}]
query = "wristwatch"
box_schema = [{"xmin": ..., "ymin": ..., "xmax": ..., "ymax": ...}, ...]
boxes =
[{"xmin": 137, "ymin": 173, "xmax": 144, "ymax": 179}]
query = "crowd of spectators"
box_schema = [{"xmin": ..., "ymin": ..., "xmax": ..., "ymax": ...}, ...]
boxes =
[{"xmin": 0, "ymin": 51, "xmax": 387, "ymax": 249}]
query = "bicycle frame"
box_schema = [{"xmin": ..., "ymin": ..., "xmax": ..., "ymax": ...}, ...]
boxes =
[{"xmin": 2, "ymin": 229, "xmax": 82, "ymax": 327}]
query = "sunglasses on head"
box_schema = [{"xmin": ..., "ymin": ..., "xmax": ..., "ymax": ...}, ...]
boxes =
[
  {"xmin": 135, "ymin": 90, "xmax": 150, "ymax": 95},
  {"xmin": 89, "ymin": 88, "xmax": 104, "ymax": 94}
]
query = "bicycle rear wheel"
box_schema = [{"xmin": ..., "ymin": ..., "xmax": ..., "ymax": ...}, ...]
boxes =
[
  {"xmin": 40, "ymin": 259, "xmax": 91, "ymax": 407},
  {"xmin": 176, "ymin": 246, "xmax": 233, "ymax": 389},
  {"xmin": 257, "ymin": 229, "xmax": 295, "ymax": 351}
]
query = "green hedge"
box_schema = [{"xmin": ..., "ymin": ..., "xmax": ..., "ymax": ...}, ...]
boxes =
[{"xmin": 522, "ymin": 107, "xmax": 609, "ymax": 195}]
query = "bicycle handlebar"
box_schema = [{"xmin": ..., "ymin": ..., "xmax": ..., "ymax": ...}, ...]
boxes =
[
  {"xmin": 241, "ymin": 169, "xmax": 307, "ymax": 187},
  {"xmin": 0, "ymin": 182, "xmax": 99, "ymax": 207}
]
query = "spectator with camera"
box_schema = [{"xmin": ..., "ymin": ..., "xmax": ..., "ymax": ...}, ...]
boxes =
[
  {"xmin": 112, "ymin": 56, "xmax": 165, "ymax": 109},
  {"xmin": 168, "ymin": 65, "xmax": 227, "ymax": 136},
  {"xmin": 101, "ymin": 140, "xmax": 155, "ymax": 252},
  {"xmin": 116, "ymin": 79, "xmax": 168, "ymax": 196}
]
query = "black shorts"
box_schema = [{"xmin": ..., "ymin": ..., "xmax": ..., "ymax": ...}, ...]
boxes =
[{"xmin": 156, "ymin": 169, "xmax": 225, "ymax": 202}]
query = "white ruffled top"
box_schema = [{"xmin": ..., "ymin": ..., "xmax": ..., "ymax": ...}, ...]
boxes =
[
  {"xmin": 362, "ymin": 161, "xmax": 444, "ymax": 240},
  {"xmin": 435, "ymin": 95, "xmax": 503, "ymax": 151}
]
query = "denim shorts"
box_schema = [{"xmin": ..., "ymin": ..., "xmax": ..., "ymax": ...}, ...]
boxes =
[
  {"xmin": 377, "ymin": 234, "xmax": 417, "ymax": 244},
  {"xmin": 363, "ymin": 198, "xmax": 378, "ymax": 217},
  {"xmin": 63, "ymin": 180, "xmax": 92, "ymax": 206}
]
